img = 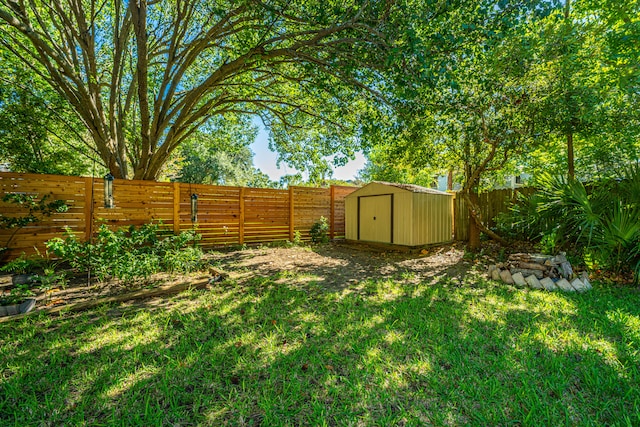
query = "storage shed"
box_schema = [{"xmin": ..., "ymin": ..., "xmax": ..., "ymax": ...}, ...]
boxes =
[{"xmin": 345, "ymin": 181, "xmax": 454, "ymax": 246}]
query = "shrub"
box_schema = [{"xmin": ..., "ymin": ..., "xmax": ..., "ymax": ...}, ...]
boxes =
[
  {"xmin": 162, "ymin": 246, "xmax": 205, "ymax": 274},
  {"xmin": 0, "ymin": 253, "xmax": 45, "ymax": 275},
  {"xmin": 33, "ymin": 268, "xmax": 68, "ymax": 293},
  {"xmin": 46, "ymin": 223, "xmax": 204, "ymax": 283},
  {"xmin": 292, "ymin": 230, "xmax": 303, "ymax": 246},
  {"xmin": 499, "ymin": 165, "xmax": 640, "ymax": 283},
  {"xmin": 309, "ymin": 217, "xmax": 330, "ymax": 244}
]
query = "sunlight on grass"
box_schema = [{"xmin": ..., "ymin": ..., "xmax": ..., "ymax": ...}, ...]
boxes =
[
  {"xmin": 607, "ymin": 308, "xmax": 640, "ymax": 343},
  {"xmin": 1, "ymin": 272, "xmax": 639, "ymax": 426},
  {"xmin": 102, "ymin": 368, "xmax": 159, "ymax": 399},
  {"xmin": 77, "ymin": 321, "xmax": 163, "ymax": 355}
]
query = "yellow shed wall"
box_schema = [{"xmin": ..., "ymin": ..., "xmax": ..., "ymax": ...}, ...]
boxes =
[
  {"xmin": 392, "ymin": 192, "xmax": 413, "ymax": 245},
  {"xmin": 412, "ymin": 193, "xmax": 454, "ymax": 245}
]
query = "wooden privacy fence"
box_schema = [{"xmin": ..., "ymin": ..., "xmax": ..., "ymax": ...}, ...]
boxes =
[
  {"xmin": 0, "ymin": 172, "xmax": 356, "ymax": 260},
  {"xmin": 453, "ymin": 187, "xmax": 536, "ymax": 241},
  {"xmin": 0, "ymin": 172, "xmax": 537, "ymax": 260}
]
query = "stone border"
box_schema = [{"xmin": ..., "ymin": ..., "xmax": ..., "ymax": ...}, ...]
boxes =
[{"xmin": 488, "ymin": 265, "xmax": 592, "ymax": 292}]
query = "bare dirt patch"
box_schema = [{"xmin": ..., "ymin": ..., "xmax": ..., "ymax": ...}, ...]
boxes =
[
  {"xmin": 1, "ymin": 241, "xmax": 482, "ymax": 319},
  {"xmin": 208, "ymin": 241, "xmax": 476, "ymax": 291}
]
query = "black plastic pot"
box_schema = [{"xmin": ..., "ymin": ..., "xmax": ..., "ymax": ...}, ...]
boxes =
[{"xmin": 0, "ymin": 298, "xmax": 36, "ymax": 317}]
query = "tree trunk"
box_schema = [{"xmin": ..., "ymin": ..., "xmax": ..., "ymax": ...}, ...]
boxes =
[
  {"xmin": 99, "ymin": 137, "xmax": 129, "ymax": 179},
  {"xmin": 462, "ymin": 187, "xmax": 507, "ymax": 250},
  {"xmin": 567, "ymin": 131, "xmax": 574, "ymax": 179},
  {"xmin": 100, "ymin": 147, "xmax": 124, "ymax": 179},
  {"xmin": 447, "ymin": 169, "xmax": 454, "ymax": 191},
  {"xmin": 468, "ymin": 193, "xmax": 481, "ymax": 252},
  {"xmin": 468, "ymin": 188, "xmax": 481, "ymax": 250},
  {"xmin": 565, "ymin": 0, "xmax": 576, "ymax": 180}
]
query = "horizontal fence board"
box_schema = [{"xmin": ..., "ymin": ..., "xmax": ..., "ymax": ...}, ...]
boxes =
[
  {"xmin": 0, "ymin": 174, "xmax": 359, "ymax": 258},
  {"xmin": 0, "ymin": 173, "xmax": 90, "ymax": 258},
  {"xmin": 3, "ymin": 172, "xmax": 538, "ymax": 257}
]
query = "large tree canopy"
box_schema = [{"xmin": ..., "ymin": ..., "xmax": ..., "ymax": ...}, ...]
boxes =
[
  {"xmin": 0, "ymin": 47, "xmax": 94, "ymax": 175},
  {"xmin": 358, "ymin": 0, "xmax": 556, "ymax": 248},
  {"xmin": 521, "ymin": 0, "xmax": 640, "ymax": 180},
  {"xmin": 0, "ymin": 0, "xmax": 392, "ymax": 180},
  {"xmin": 522, "ymin": 0, "xmax": 640, "ymax": 180},
  {"xmin": 360, "ymin": 0, "xmax": 640, "ymax": 248}
]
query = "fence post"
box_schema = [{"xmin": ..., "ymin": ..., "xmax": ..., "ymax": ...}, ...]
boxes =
[
  {"xmin": 289, "ymin": 186, "xmax": 295, "ymax": 241},
  {"xmin": 329, "ymin": 185, "xmax": 335, "ymax": 239},
  {"xmin": 239, "ymin": 187, "xmax": 245, "ymax": 244},
  {"xmin": 173, "ymin": 182, "xmax": 180, "ymax": 234},
  {"xmin": 84, "ymin": 177, "xmax": 93, "ymax": 242}
]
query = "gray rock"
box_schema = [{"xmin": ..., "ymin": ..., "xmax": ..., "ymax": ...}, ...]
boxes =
[
  {"xmin": 487, "ymin": 264, "xmax": 497, "ymax": 276},
  {"xmin": 555, "ymin": 278, "xmax": 575, "ymax": 292},
  {"xmin": 539, "ymin": 277, "xmax": 558, "ymax": 291},
  {"xmin": 552, "ymin": 253, "xmax": 568, "ymax": 264},
  {"xmin": 559, "ymin": 261, "xmax": 574, "ymax": 279},
  {"xmin": 570, "ymin": 278, "xmax": 588, "ymax": 292},
  {"xmin": 525, "ymin": 275, "xmax": 543, "ymax": 289},
  {"xmin": 0, "ymin": 298, "xmax": 36, "ymax": 317},
  {"xmin": 491, "ymin": 268, "xmax": 501, "ymax": 281},
  {"xmin": 0, "ymin": 303, "xmax": 20, "ymax": 316},
  {"xmin": 500, "ymin": 269, "xmax": 514, "ymax": 284},
  {"xmin": 510, "ymin": 268, "xmax": 544, "ymax": 279},
  {"xmin": 580, "ymin": 272, "xmax": 593, "ymax": 290},
  {"xmin": 512, "ymin": 272, "xmax": 527, "ymax": 287}
]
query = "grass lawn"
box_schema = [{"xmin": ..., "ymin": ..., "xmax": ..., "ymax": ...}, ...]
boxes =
[{"xmin": 1, "ymin": 268, "xmax": 639, "ymax": 426}]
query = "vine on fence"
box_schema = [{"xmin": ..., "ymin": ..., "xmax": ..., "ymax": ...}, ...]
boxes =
[{"xmin": 0, "ymin": 193, "xmax": 68, "ymax": 258}]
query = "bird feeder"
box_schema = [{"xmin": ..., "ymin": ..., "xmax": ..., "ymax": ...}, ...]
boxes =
[
  {"xmin": 190, "ymin": 193, "xmax": 198, "ymax": 222},
  {"xmin": 103, "ymin": 173, "xmax": 115, "ymax": 208}
]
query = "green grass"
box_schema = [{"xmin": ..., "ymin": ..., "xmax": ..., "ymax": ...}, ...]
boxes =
[{"xmin": 1, "ymin": 272, "xmax": 639, "ymax": 426}]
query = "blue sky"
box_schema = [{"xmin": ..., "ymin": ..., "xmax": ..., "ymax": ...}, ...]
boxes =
[{"xmin": 249, "ymin": 123, "xmax": 367, "ymax": 181}]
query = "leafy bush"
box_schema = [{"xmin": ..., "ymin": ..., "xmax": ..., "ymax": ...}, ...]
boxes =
[
  {"xmin": 292, "ymin": 230, "xmax": 303, "ymax": 246},
  {"xmin": 33, "ymin": 268, "xmax": 67, "ymax": 293},
  {"xmin": 499, "ymin": 165, "xmax": 640, "ymax": 282},
  {"xmin": 46, "ymin": 223, "xmax": 205, "ymax": 283},
  {"xmin": 309, "ymin": 217, "xmax": 330, "ymax": 244},
  {"xmin": 0, "ymin": 253, "xmax": 45, "ymax": 274},
  {"xmin": 162, "ymin": 246, "xmax": 205, "ymax": 274}
]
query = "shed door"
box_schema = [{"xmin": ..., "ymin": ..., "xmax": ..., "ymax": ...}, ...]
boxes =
[{"xmin": 359, "ymin": 195, "xmax": 392, "ymax": 243}]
